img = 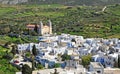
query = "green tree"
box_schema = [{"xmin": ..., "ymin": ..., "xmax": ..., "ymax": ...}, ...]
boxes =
[
  {"xmin": 37, "ymin": 64, "xmax": 44, "ymax": 69},
  {"xmin": 54, "ymin": 63, "xmax": 61, "ymax": 68},
  {"xmin": 30, "ymin": 30, "xmax": 38, "ymax": 36},
  {"xmin": 4, "ymin": 41, "xmax": 11, "ymax": 48},
  {"xmin": 31, "ymin": 45, "xmax": 38, "ymax": 70},
  {"xmin": 22, "ymin": 64, "xmax": 32, "ymax": 74},
  {"xmin": 1, "ymin": 26, "xmax": 10, "ymax": 34},
  {"xmin": 11, "ymin": 45, "xmax": 17, "ymax": 56},
  {"xmin": 31, "ymin": 55, "xmax": 35, "ymax": 70},
  {"xmin": 34, "ymin": 24, "xmax": 39, "ymax": 34},
  {"xmin": 61, "ymin": 54, "xmax": 71, "ymax": 61},
  {"xmin": 32, "ymin": 45, "xmax": 37, "ymax": 56},
  {"xmin": 25, "ymin": 52, "xmax": 31, "ymax": 58},
  {"xmin": 2, "ymin": 51, "xmax": 13, "ymax": 60},
  {"xmin": 81, "ymin": 55, "xmax": 91, "ymax": 68}
]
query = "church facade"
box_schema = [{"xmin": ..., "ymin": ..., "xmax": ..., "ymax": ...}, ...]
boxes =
[
  {"xmin": 27, "ymin": 20, "xmax": 52, "ymax": 35},
  {"xmin": 39, "ymin": 20, "xmax": 52, "ymax": 35}
]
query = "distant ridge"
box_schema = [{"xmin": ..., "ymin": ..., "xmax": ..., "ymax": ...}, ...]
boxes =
[
  {"xmin": 0, "ymin": 0, "xmax": 28, "ymax": 4},
  {"xmin": 0, "ymin": 0, "xmax": 120, "ymax": 6}
]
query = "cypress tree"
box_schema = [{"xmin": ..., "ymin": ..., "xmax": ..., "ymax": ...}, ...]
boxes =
[
  {"xmin": 22, "ymin": 64, "xmax": 32, "ymax": 74},
  {"xmin": 34, "ymin": 24, "xmax": 38, "ymax": 34},
  {"xmin": 32, "ymin": 45, "xmax": 37, "ymax": 56}
]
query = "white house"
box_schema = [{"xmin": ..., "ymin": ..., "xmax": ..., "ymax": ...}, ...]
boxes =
[
  {"xmin": 89, "ymin": 62, "xmax": 104, "ymax": 74},
  {"xmin": 78, "ymin": 47, "xmax": 89, "ymax": 56}
]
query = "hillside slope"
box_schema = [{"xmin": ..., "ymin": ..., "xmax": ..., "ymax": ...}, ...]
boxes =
[
  {"xmin": 0, "ymin": 0, "xmax": 120, "ymax": 6},
  {"xmin": 0, "ymin": 4, "xmax": 120, "ymax": 38},
  {"xmin": 0, "ymin": 0, "xmax": 28, "ymax": 4}
]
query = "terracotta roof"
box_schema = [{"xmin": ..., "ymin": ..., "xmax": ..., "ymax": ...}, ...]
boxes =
[
  {"xmin": 27, "ymin": 24, "xmax": 39, "ymax": 27},
  {"xmin": 26, "ymin": 24, "xmax": 39, "ymax": 30}
]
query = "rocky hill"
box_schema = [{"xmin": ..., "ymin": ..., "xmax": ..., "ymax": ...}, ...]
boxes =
[
  {"xmin": 0, "ymin": 0, "xmax": 120, "ymax": 5},
  {"xmin": 0, "ymin": 0, "xmax": 28, "ymax": 4}
]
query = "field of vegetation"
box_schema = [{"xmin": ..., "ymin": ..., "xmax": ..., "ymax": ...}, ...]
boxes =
[
  {"xmin": 0, "ymin": 35, "xmax": 39, "ymax": 74},
  {"xmin": 0, "ymin": 4, "xmax": 120, "ymax": 39},
  {"xmin": 0, "ymin": 46, "xmax": 19, "ymax": 74}
]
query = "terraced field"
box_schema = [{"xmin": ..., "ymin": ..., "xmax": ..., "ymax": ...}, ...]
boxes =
[{"xmin": 0, "ymin": 4, "xmax": 120, "ymax": 38}]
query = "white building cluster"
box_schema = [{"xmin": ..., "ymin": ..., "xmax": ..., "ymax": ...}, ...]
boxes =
[{"xmin": 16, "ymin": 33, "xmax": 120, "ymax": 74}]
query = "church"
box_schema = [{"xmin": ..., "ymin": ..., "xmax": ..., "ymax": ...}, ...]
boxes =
[
  {"xmin": 27, "ymin": 20, "xmax": 52, "ymax": 35},
  {"xmin": 39, "ymin": 20, "xmax": 52, "ymax": 35}
]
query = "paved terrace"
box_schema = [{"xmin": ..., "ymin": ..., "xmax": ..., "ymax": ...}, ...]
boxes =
[
  {"xmin": 104, "ymin": 68, "xmax": 120, "ymax": 74},
  {"xmin": 16, "ymin": 67, "xmax": 86, "ymax": 74}
]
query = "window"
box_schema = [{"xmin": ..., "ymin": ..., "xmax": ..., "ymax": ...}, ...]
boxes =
[
  {"xmin": 72, "ymin": 63, "xmax": 74, "ymax": 66},
  {"xmin": 19, "ymin": 47, "xmax": 21, "ymax": 49},
  {"xmin": 97, "ymin": 71, "xmax": 101, "ymax": 73}
]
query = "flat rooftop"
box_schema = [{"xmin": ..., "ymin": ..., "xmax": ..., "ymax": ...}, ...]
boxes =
[
  {"xmin": 90, "ymin": 62, "xmax": 103, "ymax": 68},
  {"xmin": 16, "ymin": 67, "xmax": 86, "ymax": 74},
  {"xmin": 104, "ymin": 68, "xmax": 120, "ymax": 74}
]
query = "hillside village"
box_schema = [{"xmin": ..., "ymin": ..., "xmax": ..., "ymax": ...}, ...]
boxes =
[
  {"xmin": 0, "ymin": 2, "xmax": 120, "ymax": 74},
  {"xmin": 7, "ymin": 22, "xmax": 120, "ymax": 74}
]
